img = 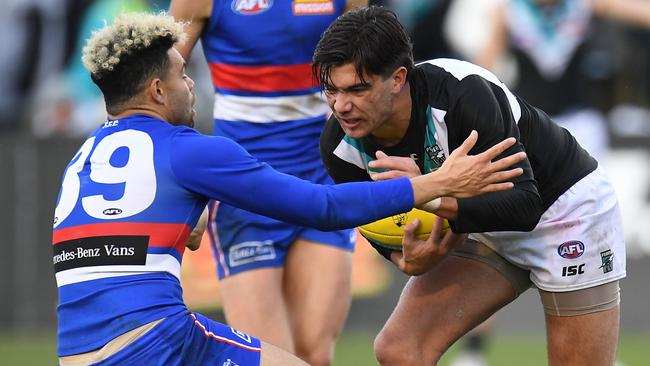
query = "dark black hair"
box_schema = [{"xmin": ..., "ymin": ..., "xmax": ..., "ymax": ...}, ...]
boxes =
[
  {"xmin": 90, "ymin": 36, "xmax": 174, "ymax": 111},
  {"xmin": 312, "ymin": 6, "xmax": 414, "ymax": 90}
]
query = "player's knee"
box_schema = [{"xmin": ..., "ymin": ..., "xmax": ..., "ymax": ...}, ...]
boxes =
[
  {"xmin": 374, "ymin": 328, "xmax": 394, "ymax": 363},
  {"xmin": 375, "ymin": 327, "xmax": 447, "ymax": 365},
  {"xmin": 295, "ymin": 349, "xmax": 332, "ymax": 366},
  {"xmin": 374, "ymin": 329, "xmax": 440, "ymax": 365},
  {"xmin": 294, "ymin": 339, "xmax": 334, "ymax": 366}
]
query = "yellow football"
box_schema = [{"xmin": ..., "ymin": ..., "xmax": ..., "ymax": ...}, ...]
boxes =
[{"xmin": 358, "ymin": 208, "xmax": 449, "ymax": 250}]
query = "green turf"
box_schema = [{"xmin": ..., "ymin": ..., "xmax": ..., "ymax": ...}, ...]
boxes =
[
  {"xmin": 0, "ymin": 334, "xmax": 56, "ymax": 366},
  {"xmin": 1, "ymin": 332, "xmax": 648, "ymax": 365}
]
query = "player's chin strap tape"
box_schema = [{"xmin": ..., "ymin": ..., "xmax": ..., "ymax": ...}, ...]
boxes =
[{"xmin": 367, "ymin": 239, "xmax": 397, "ymax": 261}]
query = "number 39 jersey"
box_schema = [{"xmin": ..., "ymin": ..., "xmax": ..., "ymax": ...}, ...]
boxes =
[
  {"xmin": 52, "ymin": 114, "xmax": 414, "ymax": 356},
  {"xmin": 52, "ymin": 116, "xmax": 206, "ymax": 356}
]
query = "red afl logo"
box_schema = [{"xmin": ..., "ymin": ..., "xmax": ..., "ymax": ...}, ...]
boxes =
[
  {"xmin": 557, "ymin": 241, "xmax": 585, "ymax": 259},
  {"xmin": 232, "ymin": 0, "xmax": 272, "ymax": 14}
]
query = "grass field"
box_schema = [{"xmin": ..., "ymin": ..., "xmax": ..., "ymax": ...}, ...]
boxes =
[{"xmin": 1, "ymin": 332, "xmax": 648, "ymax": 365}]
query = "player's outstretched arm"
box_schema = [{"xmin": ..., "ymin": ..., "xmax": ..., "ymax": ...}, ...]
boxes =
[
  {"xmin": 409, "ymin": 131, "xmax": 525, "ymax": 206},
  {"xmin": 172, "ymin": 130, "xmax": 523, "ymax": 231}
]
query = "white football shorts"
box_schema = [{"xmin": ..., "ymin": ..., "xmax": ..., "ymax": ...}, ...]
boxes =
[{"xmin": 470, "ymin": 167, "xmax": 626, "ymax": 292}]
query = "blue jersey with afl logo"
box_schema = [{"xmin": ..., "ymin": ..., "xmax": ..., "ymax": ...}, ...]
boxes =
[{"xmin": 52, "ymin": 114, "xmax": 414, "ymax": 356}]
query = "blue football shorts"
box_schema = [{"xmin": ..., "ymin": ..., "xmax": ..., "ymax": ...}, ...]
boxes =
[
  {"xmin": 207, "ymin": 163, "xmax": 355, "ymax": 279},
  {"xmin": 92, "ymin": 311, "xmax": 261, "ymax": 365}
]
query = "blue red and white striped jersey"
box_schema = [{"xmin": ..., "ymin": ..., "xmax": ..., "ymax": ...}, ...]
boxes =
[
  {"xmin": 52, "ymin": 114, "xmax": 414, "ymax": 356},
  {"xmin": 200, "ymin": 0, "xmax": 346, "ymax": 171},
  {"xmin": 201, "ymin": 0, "xmax": 344, "ymax": 118}
]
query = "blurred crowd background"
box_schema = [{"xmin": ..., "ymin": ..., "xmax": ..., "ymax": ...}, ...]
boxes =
[
  {"xmin": 5, "ymin": 0, "xmax": 650, "ymax": 142},
  {"xmin": 0, "ymin": 0, "xmax": 649, "ymax": 362}
]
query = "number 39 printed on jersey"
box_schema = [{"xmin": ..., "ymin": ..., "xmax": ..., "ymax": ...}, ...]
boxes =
[{"xmin": 53, "ymin": 130, "xmax": 157, "ymax": 228}]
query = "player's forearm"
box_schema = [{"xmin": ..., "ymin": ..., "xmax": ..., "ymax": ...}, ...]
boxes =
[
  {"xmin": 431, "ymin": 197, "xmax": 459, "ymax": 221},
  {"xmin": 452, "ymin": 187, "xmax": 543, "ymax": 233},
  {"xmin": 415, "ymin": 194, "xmax": 459, "ymax": 220},
  {"xmin": 409, "ymin": 172, "xmax": 453, "ymax": 206},
  {"xmin": 592, "ymin": 0, "xmax": 650, "ymax": 29},
  {"xmin": 186, "ymin": 206, "xmax": 208, "ymax": 251},
  {"xmin": 169, "ymin": 0, "xmax": 211, "ymax": 60},
  {"xmin": 221, "ymin": 175, "xmax": 416, "ymax": 231}
]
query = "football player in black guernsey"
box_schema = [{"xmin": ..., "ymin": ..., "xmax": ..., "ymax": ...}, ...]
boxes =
[{"xmin": 314, "ymin": 6, "xmax": 626, "ymax": 366}]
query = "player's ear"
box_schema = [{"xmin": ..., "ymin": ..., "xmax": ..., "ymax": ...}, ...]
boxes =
[
  {"xmin": 148, "ymin": 78, "xmax": 165, "ymax": 104},
  {"xmin": 391, "ymin": 66, "xmax": 408, "ymax": 93}
]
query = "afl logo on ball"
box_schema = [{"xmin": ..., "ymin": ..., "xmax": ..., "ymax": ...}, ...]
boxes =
[
  {"xmin": 558, "ymin": 240, "xmax": 585, "ymax": 259},
  {"xmin": 232, "ymin": 0, "xmax": 272, "ymax": 15},
  {"xmin": 391, "ymin": 213, "xmax": 408, "ymax": 228}
]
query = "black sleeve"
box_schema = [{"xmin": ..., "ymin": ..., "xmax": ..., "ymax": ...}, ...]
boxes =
[{"xmin": 443, "ymin": 75, "xmax": 543, "ymax": 233}]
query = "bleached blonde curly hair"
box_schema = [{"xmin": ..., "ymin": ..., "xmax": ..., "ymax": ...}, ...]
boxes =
[{"xmin": 82, "ymin": 12, "xmax": 187, "ymax": 77}]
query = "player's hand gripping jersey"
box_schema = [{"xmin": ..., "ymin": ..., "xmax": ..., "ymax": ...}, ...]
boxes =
[{"xmin": 52, "ymin": 114, "xmax": 415, "ymax": 356}]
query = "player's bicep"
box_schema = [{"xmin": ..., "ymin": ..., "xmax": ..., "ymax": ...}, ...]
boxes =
[
  {"xmin": 453, "ymin": 77, "xmax": 513, "ymax": 148},
  {"xmin": 452, "ymin": 77, "xmax": 532, "ymax": 179},
  {"xmin": 171, "ymin": 132, "xmax": 266, "ymax": 197},
  {"xmin": 170, "ymin": 132, "xmax": 325, "ymax": 223}
]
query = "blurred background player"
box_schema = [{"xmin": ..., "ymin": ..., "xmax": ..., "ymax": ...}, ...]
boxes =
[
  {"xmin": 30, "ymin": 0, "xmax": 168, "ymax": 137},
  {"xmin": 169, "ymin": 0, "xmax": 367, "ymax": 364},
  {"xmin": 368, "ymin": 0, "xmax": 460, "ymax": 62},
  {"xmin": 451, "ymin": 1, "xmax": 650, "ymax": 364},
  {"xmin": 475, "ymin": 0, "xmax": 650, "ymax": 165},
  {"xmin": 0, "ymin": 0, "xmax": 66, "ymax": 132}
]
